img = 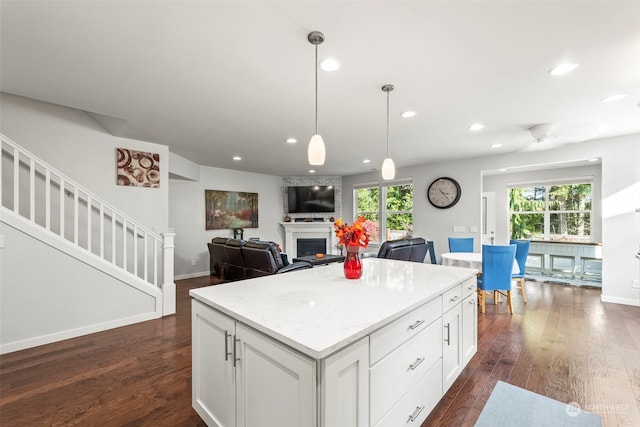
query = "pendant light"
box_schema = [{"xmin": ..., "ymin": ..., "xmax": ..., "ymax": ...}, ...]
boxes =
[
  {"xmin": 381, "ymin": 84, "xmax": 396, "ymax": 180},
  {"xmin": 307, "ymin": 31, "xmax": 326, "ymax": 165}
]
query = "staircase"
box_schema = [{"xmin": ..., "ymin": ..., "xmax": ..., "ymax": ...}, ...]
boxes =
[{"xmin": 0, "ymin": 134, "xmax": 175, "ymax": 354}]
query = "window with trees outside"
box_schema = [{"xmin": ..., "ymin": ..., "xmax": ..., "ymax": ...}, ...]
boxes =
[
  {"xmin": 509, "ymin": 182, "xmax": 592, "ymax": 242},
  {"xmin": 355, "ymin": 181, "xmax": 413, "ymax": 244}
]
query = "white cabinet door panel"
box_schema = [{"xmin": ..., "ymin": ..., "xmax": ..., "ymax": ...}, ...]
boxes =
[
  {"xmin": 462, "ymin": 294, "xmax": 477, "ymax": 365},
  {"xmin": 192, "ymin": 300, "xmax": 236, "ymax": 427},
  {"xmin": 442, "ymin": 304, "xmax": 462, "ymax": 392},
  {"xmin": 236, "ymin": 323, "xmax": 316, "ymax": 427},
  {"xmin": 322, "ymin": 337, "xmax": 369, "ymax": 427}
]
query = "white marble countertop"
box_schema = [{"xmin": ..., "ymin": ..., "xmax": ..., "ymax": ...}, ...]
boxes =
[{"xmin": 190, "ymin": 258, "xmax": 477, "ymax": 359}]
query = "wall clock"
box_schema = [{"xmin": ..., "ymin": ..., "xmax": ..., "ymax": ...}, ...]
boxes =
[{"xmin": 427, "ymin": 177, "xmax": 461, "ymax": 209}]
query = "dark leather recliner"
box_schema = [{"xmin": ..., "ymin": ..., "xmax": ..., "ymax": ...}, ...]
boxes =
[
  {"xmin": 241, "ymin": 240, "xmax": 312, "ymax": 278},
  {"xmin": 208, "ymin": 237, "xmax": 229, "ymax": 277},
  {"xmin": 224, "ymin": 238, "xmax": 248, "ymax": 281},
  {"xmin": 208, "ymin": 238, "xmax": 311, "ymax": 281},
  {"xmin": 377, "ymin": 237, "xmax": 436, "ymax": 264}
]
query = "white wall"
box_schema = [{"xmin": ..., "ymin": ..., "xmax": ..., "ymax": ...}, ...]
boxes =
[
  {"xmin": 0, "ymin": 221, "xmax": 160, "ymax": 354},
  {"xmin": 169, "ymin": 165, "xmax": 285, "ymax": 278},
  {"xmin": 0, "ymin": 93, "xmax": 171, "ymax": 353},
  {"xmin": 343, "ymin": 134, "xmax": 640, "ymax": 306},
  {"xmin": 482, "ymin": 164, "xmax": 602, "ymax": 245},
  {"xmin": 0, "ymin": 93, "xmax": 170, "ymax": 232}
]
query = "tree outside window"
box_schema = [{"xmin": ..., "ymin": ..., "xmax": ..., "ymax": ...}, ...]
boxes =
[
  {"xmin": 356, "ymin": 182, "xmax": 413, "ymax": 243},
  {"xmin": 509, "ymin": 183, "xmax": 592, "ymax": 242}
]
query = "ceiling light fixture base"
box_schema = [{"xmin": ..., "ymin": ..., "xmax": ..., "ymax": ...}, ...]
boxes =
[{"xmin": 308, "ymin": 31, "xmax": 325, "ymax": 45}]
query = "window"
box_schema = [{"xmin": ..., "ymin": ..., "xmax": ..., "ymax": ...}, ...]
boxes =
[
  {"xmin": 355, "ymin": 181, "xmax": 413, "ymax": 243},
  {"xmin": 509, "ymin": 182, "xmax": 592, "ymax": 242}
]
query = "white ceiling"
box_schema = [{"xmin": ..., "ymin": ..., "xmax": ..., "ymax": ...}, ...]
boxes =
[{"xmin": 1, "ymin": 1, "xmax": 639, "ymax": 177}]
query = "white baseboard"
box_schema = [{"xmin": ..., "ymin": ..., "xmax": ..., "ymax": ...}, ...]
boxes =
[
  {"xmin": 175, "ymin": 270, "xmax": 210, "ymax": 281},
  {"xmin": 0, "ymin": 312, "xmax": 160, "ymax": 355},
  {"xmin": 601, "ymin": 294, "xmax": 640, "ymax": 307}
]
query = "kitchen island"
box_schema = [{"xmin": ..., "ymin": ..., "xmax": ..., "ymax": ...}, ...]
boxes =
[{"xmin": 190, "ymin": 258, "xmax": 478, "ymax": 427}]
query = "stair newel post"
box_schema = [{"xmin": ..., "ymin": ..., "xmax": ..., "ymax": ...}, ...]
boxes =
[{"xmin": 161, "ymin": 231, "xmax": 176, "ymax": 315}]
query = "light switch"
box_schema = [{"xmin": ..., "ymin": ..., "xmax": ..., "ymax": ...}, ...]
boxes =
[
  {"xmin": 453, "ymin": 226, "xmax": 466, "ymax": 232},
  {"xmin": 470, "ymin": 226, "xmax": 478, "ymax": 233}
]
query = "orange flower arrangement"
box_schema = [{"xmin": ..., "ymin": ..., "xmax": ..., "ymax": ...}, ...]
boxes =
[{"xmin": 334, "ymin": 216, "xmax": 370, "ymax": 248}]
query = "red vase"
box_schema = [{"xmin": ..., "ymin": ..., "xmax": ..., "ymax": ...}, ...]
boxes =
[{"xmin": 343, "ymin": 245, "xmax": 363, "ymax": 279}]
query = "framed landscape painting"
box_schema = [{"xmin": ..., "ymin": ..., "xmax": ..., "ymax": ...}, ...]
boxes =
[{"xmin": 205, "ymin": 190, "xmax": 259, "ymax": 230}]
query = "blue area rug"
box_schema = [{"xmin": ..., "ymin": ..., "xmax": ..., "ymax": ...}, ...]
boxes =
[{"xmin": 475, "ymin": 381, "xmax": 602, "ymax": 427}]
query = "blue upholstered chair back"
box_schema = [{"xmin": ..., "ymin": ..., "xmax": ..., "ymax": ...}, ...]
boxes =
[
  {"xmin": 478, "ymin": 244, "xmax": 517, "ymax": 291},
  {"xmin": 509, "ymin": 239, "xmax": 530, "ymax": 278},
  {"xmin": 448, "ymin": 237, "xmax": 474, "ymax": 253}
]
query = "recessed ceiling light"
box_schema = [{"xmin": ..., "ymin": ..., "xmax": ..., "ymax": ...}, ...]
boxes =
[
  {"xmin": 320, "ymin": 58, "xmax": 340, "ymax": 71},
  {"xmin": 362, "ymin": 159, "xmax": 371, "ymax": 164},
  {"xmin": 499, "ymin": 168, "xmax": 507, "ymax": 172},
  {"xmin": 596, "ymin": 124, "xmax": 611, "ymax": 131},
  {"xmin": 469, "ymin": 123, "xmax": 484, "ymax": 131},
  {"xmin": 286, "ymin": 138, "xmax": 297, "ymax": 144},
  {"xmin": 233, "ymin": 156, "xmax": 242, "ymax": 161},
  {"xmin": 601, "ymin": 94, "xmax": 628, "ymax": 103},
  {"xmin": 491, "ymin": 143, "xmax": 503, "ymax": 148},
  {"xmin": 588, "ymin": 158, "xmax": 599, "ymax": 162},
  {"xmin": 401, "ymin": 111, "xmax": 416, "ymax": 118},
  {"xmin": 548, "ymin": 63, "xmax": 579, "ymax": 76},
  {"xmin": 309, "ymin": 169, "xmax": 316, "ymax": 173}
]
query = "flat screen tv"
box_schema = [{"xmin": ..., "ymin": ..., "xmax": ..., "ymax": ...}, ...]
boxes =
[{"xmin": 287, "ymin": 185, "xmax": 335, "ymax": 213}]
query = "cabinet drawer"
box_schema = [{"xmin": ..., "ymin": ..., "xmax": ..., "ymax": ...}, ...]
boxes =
[
  {"xmin": 370, "ymin": 297, "xmax": 442, "ymax": 365},
  {"xmin": 370, "ymin": 319, "xmax": 442, "ymax": 425},
  {"xmin": 374, "ymin": 359, "xmax": 443, "ymax": 427},
  {"xmin": 461, "ymin": 277, "xmax": 477, "ymax": 299},
  {"xmin": 443, "ymin": 284, "xmax": 463, "ymax": 313}
]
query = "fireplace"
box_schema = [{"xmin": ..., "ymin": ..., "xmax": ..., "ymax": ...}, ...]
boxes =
[
  {"xmin": 280, "ymin": 222, "xmax": 337, "ymax": 258},
  {"xmin": 297, "ymin": 238, "xmax": 327, "ymax": 257}
]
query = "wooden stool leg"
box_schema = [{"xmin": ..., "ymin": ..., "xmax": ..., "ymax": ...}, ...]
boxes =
[
  {"xmin": 506, "ymin": 290, "xmax": 514, "ymax": 315},
  {"xmin": 519, "ymin": 277, "xmax": 527, "ymax": 303},
  {"xmin": 477, "ymin": 290, "xmax": 486, "ymax": 314}
]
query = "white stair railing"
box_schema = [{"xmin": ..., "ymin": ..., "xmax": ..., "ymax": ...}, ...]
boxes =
[{"xmin": 1, "ymin": 134, "xmax": 175, "ymax": 313}]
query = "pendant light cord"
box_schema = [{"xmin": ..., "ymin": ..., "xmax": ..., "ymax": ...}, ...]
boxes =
[
  {"xmin": 386, "ymin": 89, "xmax": 390, "ymax": 157},
  {"xmin": 315, "ymin": 44, "xmax": 319, "ymax": 134}
]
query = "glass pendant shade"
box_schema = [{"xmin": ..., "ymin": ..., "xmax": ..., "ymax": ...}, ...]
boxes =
[
  {"xmin": 308, "ymin": 134, "xmax": 326, "ymax": 165},
  {"xmin": 381, "ymin": 157, "xmax": 395, "ymax": 180}
]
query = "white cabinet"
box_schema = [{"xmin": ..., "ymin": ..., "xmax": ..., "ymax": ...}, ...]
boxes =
[
  {"xmin": 442, "ymin": 302, "xmax": 462, "ymax": 392},
  {"xmin": 462, "ymin": 293, "xmax": 477, "ymax": 365},
  {"xmin": 442, "ymin": 284, "xmax": 463, "ymax": 392},
  {"xmin": 442, "ymin": 277, "xmax": 478, "ymax": 391},
  {"xmin": 192, "ymin": 300, "xmax": 316, "ymax": 427},
  {"xmin": 321, "ymin": 337, "xmax": 369, "ymax": 427},
  {"xmin": 191, "ymin": 263, "xmax": 478, "ymax": 427},
  {"xmin": 192, "ymin": 299, "xmax": 236, "ymax": 427}
]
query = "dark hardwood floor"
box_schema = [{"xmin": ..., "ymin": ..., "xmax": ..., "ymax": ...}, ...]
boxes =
[{"xmin": 1, "ymin": 276, "xmax": 639, "ymax": 426}]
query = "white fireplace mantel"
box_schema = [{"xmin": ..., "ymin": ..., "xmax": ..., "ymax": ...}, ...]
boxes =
[{"xmin": 280, "ymin": 222, "xmax": 337, "ymax": 258}]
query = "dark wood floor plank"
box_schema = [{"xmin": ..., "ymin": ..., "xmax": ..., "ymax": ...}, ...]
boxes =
[{"xmin": 2, "ymin": 277, "xmax": 640, "ymax": 426}]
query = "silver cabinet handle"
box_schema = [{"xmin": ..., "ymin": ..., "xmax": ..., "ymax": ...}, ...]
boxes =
[
  {"xmin": 408, "ymin": 319, "xmax": 425, "ymax": 330},
  {"xmin": 233, "ymin": 336, "xmax": 240, "ymax": 367},
  {"xmin": 468, "ymin": 298, "xmax": 476, "ymax": 305},
  {"xmin": 408, "ymin": 405, "xmax": 425, "ymax": 422},
  {"xmin": 449, "ymin": 295, "xmax": 460, "ymax": 303},
  {"xmin": 408, "ymin": 357, "xmax": 425, "ymax": 370},
  {"xmin": 224, "ymin": 331, "xmax": 232, "ymax": 361},
  {"xmin": 444, "ymin": 323, "xmax": 450, "ymax": 345}
]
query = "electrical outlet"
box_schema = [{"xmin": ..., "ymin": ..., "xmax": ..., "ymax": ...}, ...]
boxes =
[
  {"xmin": 191, "ymin": 259, "xmax": 196, "ymax": 266},
  {"xmin": 632, "ymin": 280, "xmax": 639, "ymax": 289}
]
